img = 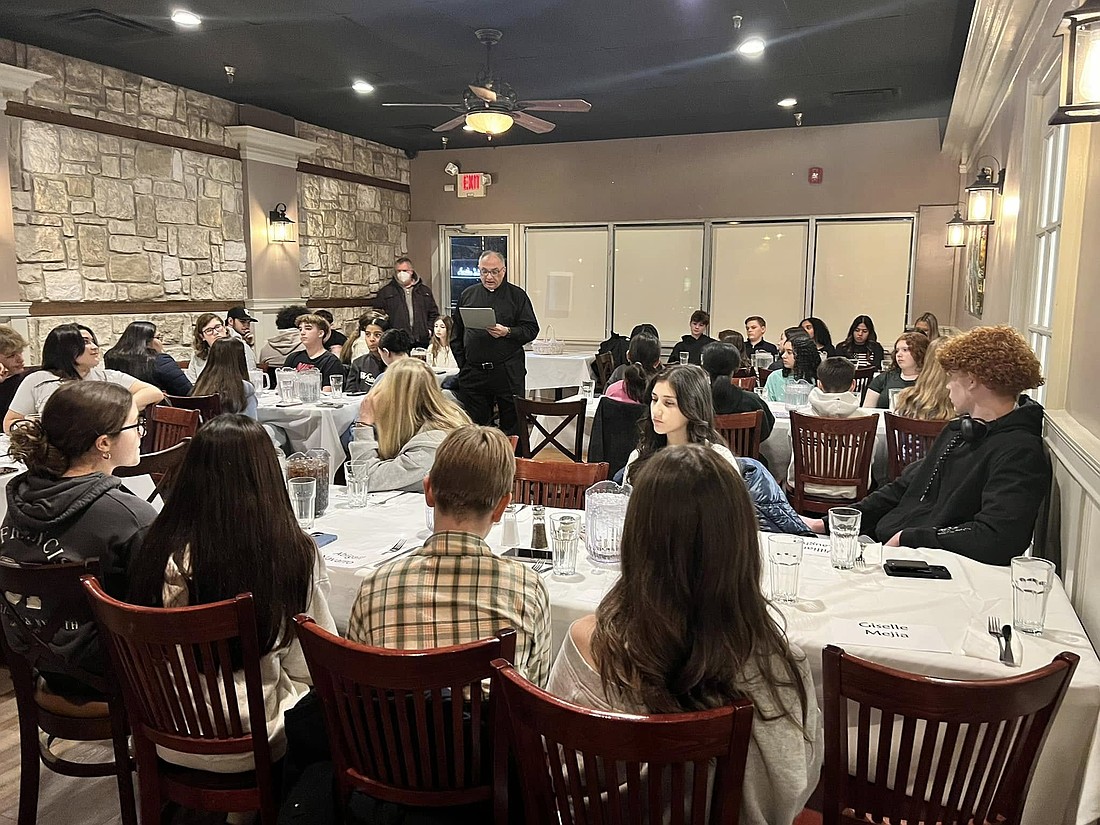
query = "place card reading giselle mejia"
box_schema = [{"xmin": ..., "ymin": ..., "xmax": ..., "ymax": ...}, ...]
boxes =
[{"xmin": 829, "ymin": 618, "xmax": 951, "ymax": 653}]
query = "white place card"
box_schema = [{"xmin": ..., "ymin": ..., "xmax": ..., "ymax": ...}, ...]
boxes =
[
  {"xmin": 829, "ymin": 618, "xmax": 951, "ymax": 653},
  {"xmin": 322, "ymin": 547, "xmax": 375, "ymax": 569},
  {"xmin": 802, "ymin": 537, "xmax": 831, "ymax": 556}
]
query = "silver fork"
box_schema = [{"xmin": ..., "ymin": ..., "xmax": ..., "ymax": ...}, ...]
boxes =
[
  {"xmin": 384, "ymin": 537, "xmax": 407, "ymax": 553},
  {"xmin": 530, "ymin": 561, "xmax": 551, "ymax": 574},
  {"xmin": 988, "ymin": 616, "xmax": 1010, "ymax": 665}
]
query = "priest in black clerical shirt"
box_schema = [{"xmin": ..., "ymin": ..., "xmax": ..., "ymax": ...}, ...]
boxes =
[{"xmin": 450, "ymin": 250, "xmax": 539, "ymax": 435}]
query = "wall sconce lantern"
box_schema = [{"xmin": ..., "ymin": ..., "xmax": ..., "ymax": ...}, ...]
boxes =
[
  {"xmin": 945, "ymin": 207, "xmax": 967, "ymax": 248},
  {"xmin": 268, "ymin": 202, "xmax": 296, "ymax": 243},
  {"xmin": 964, "ymin": 163, "xmax": 1006, "ymax": 225},
  {"xmin": 1051, "ymin": 0, "xmax": 1100, "ymax": 124}
]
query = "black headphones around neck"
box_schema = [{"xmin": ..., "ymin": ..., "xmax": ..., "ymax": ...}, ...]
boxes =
[{"xmin": 958, "ymin": 414, "xmax": 989, "ymax": 443}]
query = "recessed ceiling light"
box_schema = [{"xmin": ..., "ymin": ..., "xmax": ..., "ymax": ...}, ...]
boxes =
[
  {"xmin": 737, "ymin": 37, "xmax": 766, "ymax": 57},
  {"xmin": 352, "ymin": 79, "xmax": 375, "ymax": 94},
  {"xmin": 171, "ymin": 9, "xmax": 202, "ymax": 27},
  {"xmin": 777, "ymin": 97, "xmax": 797, "ymax": 108}
]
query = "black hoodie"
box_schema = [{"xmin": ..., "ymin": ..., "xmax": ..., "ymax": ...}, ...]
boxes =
[
  {"xmin": 0, "ymin": 472, "xmax": 157, "ymax": 679},
  {"xmin": 853, "ymin": 397, "xmax": 1050, "ymax": 565},
  {"xmin": 667, "ymin": 334, "xmax": 715, "ymax": 366}
]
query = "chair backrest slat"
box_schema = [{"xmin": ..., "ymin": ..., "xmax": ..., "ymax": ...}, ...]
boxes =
[
  {"xmin": 884, "ymin": 412, "xmax": 950, "ymax": 481},
  {"xmin": 715, "ymin": 411, "xmax": 762, "ymax": 460},
  {"xmin": 149, "ymin": 405, "xmax": 200, "ymax": 451},
  {"xmin": 513, "ymin": 458, "xmax": 609, "ymax": 508},
  {"xmin": 165, "ymin": 393, "xmax": 222, "ymax": 424},
  {"xmin": 822, "ymin": 644, "xmax": 1078, "ymax": 825},
  {"xmin": 790, "ymin": 411, "xmax": 878, "ymax": 514},
  {"xmin": 515, "ymin": 398, "xmax": 587, "ymax": 462}
]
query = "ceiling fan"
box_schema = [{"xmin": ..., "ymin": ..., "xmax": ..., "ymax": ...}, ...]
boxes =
[{"xmin": 382, "ymin": 28, "xmax": 591, "ymax": 138}]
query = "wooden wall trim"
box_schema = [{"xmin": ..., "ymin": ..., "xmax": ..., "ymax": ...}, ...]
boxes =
[
  {"xmin": 27, "ymin": 299, "xmax": 371, "ymax": 317},
  {"xmin": 297, "ymin": 160, "xmax": 410, "ymax": 194},
  {"xmin": 5, "ymin": 102, "xmax": 242, "ymax": 160}
]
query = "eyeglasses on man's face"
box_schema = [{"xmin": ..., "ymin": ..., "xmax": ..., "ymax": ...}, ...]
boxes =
[
  {"xmin": 479, "ymin": 267, "xmax": 504, "ymax": 276},
  {"xmin": 202, "ymin": 323, "xmax": 225, "ymax": 336}
]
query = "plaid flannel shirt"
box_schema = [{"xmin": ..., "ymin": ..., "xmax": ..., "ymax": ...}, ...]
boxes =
[{"xmin": 347, "ymin": 530, "xmax": 552, "ymax": 687}]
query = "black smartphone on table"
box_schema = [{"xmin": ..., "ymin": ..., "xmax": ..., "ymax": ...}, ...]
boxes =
[{"xmin": 883, "ymin": 559, "xmax": 952, "ymax": 579}]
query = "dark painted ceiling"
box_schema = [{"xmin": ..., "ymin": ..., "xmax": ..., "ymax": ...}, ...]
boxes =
[{"xmin": 0, "ymin": 0, "xmax": 974, "ymax": 151}]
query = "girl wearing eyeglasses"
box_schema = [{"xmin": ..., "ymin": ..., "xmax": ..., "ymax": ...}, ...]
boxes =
[
  {"xmin": 1, "ymin": 381, "xmax": 154, "ymax": 697},
  {"xmin": 186, "ymin": 311, "xmax": 258, "ymax": 383}
]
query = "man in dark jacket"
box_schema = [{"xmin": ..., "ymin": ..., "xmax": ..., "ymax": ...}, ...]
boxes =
[
  {"xmin": 804, "ymin": 325, "xmax": 1050, "ymax": 566},
  {"xmin": 451, "ymin": 251, "xmax": 539, "ymax": 435},
  {"xmin": 367, "ymin": 256, "xmax": 440, "ymax": 348}
]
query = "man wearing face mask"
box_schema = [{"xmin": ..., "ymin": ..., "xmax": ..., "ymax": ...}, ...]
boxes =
[{"xmin": 366, "ymin": 256, "xmax": 440, "ymax": 349}]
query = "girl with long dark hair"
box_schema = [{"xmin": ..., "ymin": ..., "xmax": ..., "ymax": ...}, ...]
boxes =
[
  {"xmin": 604, "ymin": 333, "xmax": 662, "ymax": 405},
  {"xmin": 192, "ymin": 336, "xmax": 256, "ymax": 417},
  {"xmin": 763, "ymin": 336, "xmax": 819, "ymax": 402},
  {"xmin": 548, "ymin": 444, "xmax": 822, "ymax": 823},
  {"xmin": 4, "ymin": 323, "xmax": 164, "ymax": 431},
  {"xmin": 427, "ymin": 316, "xmax": 458, "ymax": 370},
  {"xmin": 800, "ymin": 316, "xmax": 835, "ymax": 359},
  {"xmin": 127, "ymin": 415, "xmax": 335, "ymax": 772},
  {"xmin": 104, "ymin": 320, "xmax": 192, "ymax": 396},
  {"xmin": 834, "ymin": 315, "xmax": 886, "ymax": 369}
]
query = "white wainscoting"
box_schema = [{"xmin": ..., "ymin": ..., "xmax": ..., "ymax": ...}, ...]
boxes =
[{"xmin": 1044, "ymin": 411, "xmax": 1100, "ymax": 648}]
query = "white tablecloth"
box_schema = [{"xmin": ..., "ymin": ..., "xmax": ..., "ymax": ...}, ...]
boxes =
[
  {"xmin": 761, "ymin": 402, "xmax": 889, "ymax": 485},
  {"xmin": 314, "ymin": 491, "xmax": 1100, "ymax": 825},
  {"xmin": 256, "ymin": 391, "xmax": 359, "ymax": 480},
  {"xmin": 525, "ymin": 352, "xmax": 595, "ymax": 391}
]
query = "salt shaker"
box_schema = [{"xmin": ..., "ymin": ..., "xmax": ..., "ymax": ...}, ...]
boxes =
[{"xmin": 501, "ymin": 508, "xmax": 519, "ymax": 547}]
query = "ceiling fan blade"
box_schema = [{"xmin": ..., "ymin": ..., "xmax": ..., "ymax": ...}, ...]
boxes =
[
  {"xmin": 468, "ymin": 84, "xmax": 497, "ymax": 103},
  {"xmin": 517, "ymin": 99, "xmax": 592, "ymax": 113},
  {"xmin": 432, "ymin": 113, "xmax": 470, "ymax": 133},
  {"xmin": 382, "ymin": 102, "xmax": 463, "ymax": 108},
  {"xmin": 512, "ymin": 111, "xmax": 556, "ymax": 134}
]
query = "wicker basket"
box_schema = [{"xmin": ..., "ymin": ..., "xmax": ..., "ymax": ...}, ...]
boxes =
[{"xmin": 531, "ymin": 325, "xmax": 564, "ymax": 355}]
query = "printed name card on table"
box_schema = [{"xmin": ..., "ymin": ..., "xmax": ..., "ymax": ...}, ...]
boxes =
[
  {"xmin": 829, "ymin": 618, "xmax": 950, "ymax": 653},
  {"xmin": 322, "ymin": 547, "xmax": 375, "ymax": 570},
  {"xmin": 802, "ymin": 537, "xmax": 831, "ymax": 557}
]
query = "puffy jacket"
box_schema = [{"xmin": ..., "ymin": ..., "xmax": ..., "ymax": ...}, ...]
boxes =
[{"xmin": 740, "ymin": 458, "xmax": 815, "ymax": 535}]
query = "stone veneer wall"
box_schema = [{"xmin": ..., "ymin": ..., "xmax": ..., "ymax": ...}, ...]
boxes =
[{"xmin": 1, "ymin": 38, "xmax": 410, "ymax": 356}]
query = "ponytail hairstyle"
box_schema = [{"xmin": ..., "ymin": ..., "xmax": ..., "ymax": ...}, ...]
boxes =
[
  {"xmin": 621, "ymin": 333, "xmax": 661, "ymax": 404},
  {"xmin": 9, "ymin": 381, "xmax": 132, "ymax": 477}
]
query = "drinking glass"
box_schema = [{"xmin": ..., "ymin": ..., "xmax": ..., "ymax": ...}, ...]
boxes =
[
  {"xmin": 754, "ymin": 352, "xmax": 772, "ymax": 371},
  {"xmin": 1011, "ymin": 556, "xmax": 1055, "ymax": 634},
  {"xmin": 288, "ymin": 477, "xmax": 317, "ymax": 530},
  {"xmin": 580, "ymin": 379, "xmax": 595, "ymax": 399},
  {"xmin": 880, "ymin": 359, "xmax": 892, "ymax": 373},
  {"xmin": 888, "ymin": 388, "xmax": 903, "ymax": 410},
  {"xmin": 828, "ymin": 507, "xmax": 862, "ymax": 570},
  {"xmin": 768, "ymin": 535, "xmax": 803, "ymax": 603},
  {"xmin": 330, "ymin": 374, "xmax": 344, "ymax": 399},
  {"xmin": 679, "ymin": 352, "xmax": 689, "ymax": 365},
  {"xmin": 754, "ymin": 387, "xmax": 768, "ymax": 400},
  {"xmin": 344, "ymin": 460, "xmax": 369, "ymax": 507},
  {"xmin": 277, "ymin": 368, "xmax": 298, "ymax": 403},
  {"xmin": 549, "ymin": 513, "xmax": 580, "ymax": 576}
]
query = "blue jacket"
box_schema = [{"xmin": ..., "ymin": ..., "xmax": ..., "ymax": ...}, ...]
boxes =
[{"xmin": 739, "ymin": 458, "xmax": 815, "ymax": 536}]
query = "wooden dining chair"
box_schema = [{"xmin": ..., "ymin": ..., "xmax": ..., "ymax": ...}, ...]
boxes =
[
  {"xmin": 758, "ymin": 366, "xmax": 776, "ymax": 386},
  {"xmin": 164, "ymin": 392, "xmax": 222, "ymax": 423},
  {"xmin": 82, "ymin": 578, "xmax": 279, "ymax": 825},
  {"xmin": 114, "ymin": 438, "xmax": 191, "ymax": 503},
  {"xmin": 148, "ymin": 404, "xmax": 200, "ymax": 451},
  {"xmin": 491, "ymin": 658, "xmax": 755, "ymax": 825},
  {"xmin": 588, "ymin": 397, "xmax": 647, "ymax": 479},
  {"xmin": 852, "ymin": 366, "xmax": 877, "ymax": 405},
  {"xmin": 513, "ymin": 458, "xmax": 609, "ymax": 508},
  {"xmin": 0, "ymin": 559, "xmax": 137, "ymax": 825},
  {"xmin": 294, "ymin": 617, "xmax": 516, "ymax": 820},
  {"xmin": 715, "ymin": 410, "xmax": 763, "ymax": 459},
  {"xmin": 514, "ymin": 397, "xmax": 587, "ymax": 462},
  {"xmin": 731, "ymin": 374, "xmax": 758, "ymax": 390},
  {"xmin": 884, "ymin": 412, "xmax": 951, "ymax": 481},
  {"xmin": 593, "ymin": 351, "xmax": 615, "ymax": 392},
  {"xmin": 821, "ymin": 644, "xmax": 1079, "ymax": 825},
  {"xmin": 789, "ymin": 410, "xmax": 878, "ymax": 514}
]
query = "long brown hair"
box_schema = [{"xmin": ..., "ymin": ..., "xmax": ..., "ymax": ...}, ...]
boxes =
[
  {"xmin": 591, "ymin": 445, "xmax": 809, "ymax": 723},
  {"xmin": 428, "ymin": 315, "xmax": 454, "ymax": 361},
  {"xmin": 193, "ymin": 337, "xmax": 248, "ymax": 414},
  {"xmin": 631, "ymin": 365, "xmax": 722, "ymax": 476},
  {"xmin": 128, "ymin": 415, "xmax": 315, "ymax": 660}
]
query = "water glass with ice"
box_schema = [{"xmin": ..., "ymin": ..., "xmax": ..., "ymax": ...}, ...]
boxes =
[
  {"xmin": 550, "ymin": 513, "xmax": 580, "ymax": 576},
  {"xmin": 330, "ymin": 374, "xmax": 344, "ymax": 399},
  {"xmin": 768, "ymin": 535, "xmax": 803, "ymax": 603},
  {"xmin": 1011, "ymin": 556, "xmax": 1055, "ymax": 634},
  {"xmin": 288, "ymin": 477, "xmax": 317, "ymax": 530},
  {"xmin": 828, "ymin": 507, "xmax": 862, "ymax": 570},
  {"xmin": 580, "ymin": 379, "xmax": 595, "ymax": 399},
  {"xmin": 344, "ymin": 460, "xmax": 369, "ymax": 507},
  {"xmin": 679, "ymin": 352, "xmax": 689, "ymax": 365}
]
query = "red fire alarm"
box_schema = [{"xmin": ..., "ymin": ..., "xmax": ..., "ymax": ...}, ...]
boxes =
[{"xmin": 808, "ymin": 167, "xmax": 824, "ymax": 185}]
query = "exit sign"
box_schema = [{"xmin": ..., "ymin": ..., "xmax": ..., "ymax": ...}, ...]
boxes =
[{"xmin": 457, "ymin": 172, "xmax": 486, "ymax": 198}]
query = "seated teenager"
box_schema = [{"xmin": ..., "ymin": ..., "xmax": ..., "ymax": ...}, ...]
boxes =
[
  {"xmin": 786, "ymin": 357, "xmax": 874, "ymax": 497},
  {"xmin": 314, "ymin": 309, "xmax": 347, "ymax": 358},
  {"xmin": 800, "ymin": 316, "xmax": 836, "ymax": 359},
  {"xmin": 605, "ymin": 333, "xmax": 661, "ymax": 404},
  {"xmin": 0, "ymin": 325, "xmax": 31, "ymax": 419},
  {"xmin": 548, "ymin": 444, "xmax": 822, "ymax": 824},
  {"xmin": 766, "ymin": 326, "xmax": 810, "ymax": 371},
  {"xmin": 893, "ymin": 337, "xmax": 955, "ymax": 421},
  {"xmin": 349, "ymin": 358, "xmax": 471, "ymax": 492},
  {"xmin": 804, "ymin": 325, "xmax": 1049, "ymax": 565},
  {"xmin": 105, "ymin": 320, "xmax": 192, "ymax": 397},
  {"xmin": 186, "ymin": 312, "xmax": 257, "ymax": 383},
  {"xmin": 834, "ymin": 315, "xmax": 886, "ymax": 369},
  {"xmin": 5, "ymin": 323, "xmax": 164, "ymax": 432},
  {"xmin": 863, "ymin": 331, "xmax": 928, "ymax": 409},
  {"xmin": 913, "ymin": 311, "xmax": 941, "ymax": 341},
  {"xmin": 427, "ymin": 316, "xmax": 459, "ymax": 370},
  {"xmin": 667, "ymin": 310, "xmax": 715, "ymax": 366},
  {"xmin": 192, "ymin": 336, "xmax": 257, "ymax": 419},
  {"xmin": 1, "ymin": 381, "xmax": 154, "ymax": 695},
  {"xmin": 371, "ymin": 327, "xmax": 412, "ymax": 385},
  {"xmin": 701, "ymin": 341, "xmax": 774, "ymax": 441},
  {"xmin": 344, "ymin": 312, "xmax": 389, "ymax": 393},
  {"xmin": 128, "ymin": 415, "xmax": 336, "ymax": 771},
  {"xmin": 763, "ymin": 336, "xmax": 819, "ymax": 402},
  {"xmin": 258, "ymin": 304, "xmax": 308, "ymax": 368},
  {"xmin": 282, "ymin": 313, "xmax": 346, "ymax": 388},
  {"xmin": 744, "ymin": 315, "xmax": 779, "ymax": 357},
  {"xmin": 347, "ymin": 425, "xmax": 551, "ymax": 686}
]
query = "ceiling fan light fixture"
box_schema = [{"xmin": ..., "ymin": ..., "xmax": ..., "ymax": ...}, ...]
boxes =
[
  {"xmin": 465, "ymin": 110, "xmax": 514, "ymax": 135},
  {"xmin": 171, "ymin": 8, "xmax": 202, "ymax": 27},
  {"xmin": 352, "ymin": 79, "xmax": 375, "ymax": 94},
  {"xmin": 777, "ymin": 97, "xmax": 797, "ymax": 108},
  {"xmin": 737, "ymin": 36, "xmax": 766, "ymax": 57}
]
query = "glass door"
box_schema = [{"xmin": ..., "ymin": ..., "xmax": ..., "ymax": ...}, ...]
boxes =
[{"xmin": 441, "ymin": 227, "xmax": 511, "ymax": 314}]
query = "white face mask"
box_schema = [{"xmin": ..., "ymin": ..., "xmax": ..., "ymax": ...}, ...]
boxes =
[{"xmin": 396, "ymin": 270, "xmax": 414, "ymax": 285}]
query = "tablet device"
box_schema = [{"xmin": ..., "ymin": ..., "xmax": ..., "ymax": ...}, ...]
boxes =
[{"xmin": 459, "ymin": 306, "xmax": 497, "ymax": 329}]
